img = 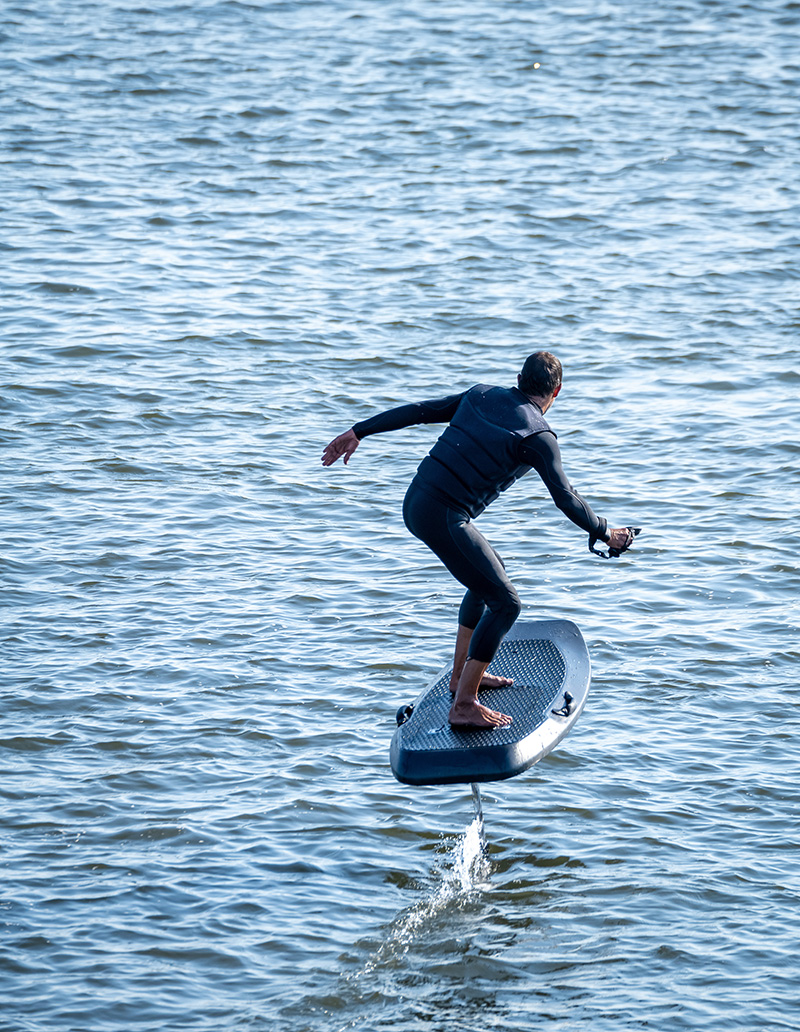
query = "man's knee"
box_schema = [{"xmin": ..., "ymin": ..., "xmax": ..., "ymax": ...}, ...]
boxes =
[
  {"xmin": 504, "ymin": 590, "xmax": 522, "ymax": 624},
  {"xmin": 490, "ymin": 585, "xmax": 521, "ymax": 626}
]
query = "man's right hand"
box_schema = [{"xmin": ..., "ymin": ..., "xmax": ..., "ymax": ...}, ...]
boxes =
[
  {"xmin": 606, "ymin": 527, "xmax": 633, "ymax": 551},
  {"xmin": 321, "ymin": 429, "xmax": 360, "ymax": 466},
  {"xmin": 606, "ymin": 527, "xmax": 641, "ymax": 556}
]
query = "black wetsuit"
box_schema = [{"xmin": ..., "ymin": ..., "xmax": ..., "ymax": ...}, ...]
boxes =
[{"xmin": 353, "ymin": 385, "xmax": 607, "ymax": 664}]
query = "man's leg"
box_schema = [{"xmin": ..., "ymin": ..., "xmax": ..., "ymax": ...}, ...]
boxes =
[
  {"xmin": 444, "ymin": 537, "xmax": 521, "ymax": 726},
  {"xmin": 449, "ymin": 657, "xmax": 512, "ymax": 729},
  {"xmin": 448, "ymin": 619, "xmax": 513, "ymax": 694},
  {"xmin": 403, "ymin": 487, "xmax": 517, "ymax": 728}
]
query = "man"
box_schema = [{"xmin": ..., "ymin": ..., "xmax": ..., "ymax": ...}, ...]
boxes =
[{"xmin": 322, "ymin": 351, "xmax": 637, "ymax": 730}]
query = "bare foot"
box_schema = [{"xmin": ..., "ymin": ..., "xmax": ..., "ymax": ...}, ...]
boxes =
[
  {"xmin": 448, "ymin": 699, "xmax": 513, "ymax": 730},
  {"xmin": 449, "ymin": 672, "xmax": 513, "ymax": 695},
  {"xmin": 480, "ymin": 673, "xmax": 513, "ymax": 690}
]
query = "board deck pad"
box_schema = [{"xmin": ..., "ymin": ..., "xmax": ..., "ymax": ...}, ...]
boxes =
[{"xmin": 390, "ymin": 619, "xmax": 590, "ymax": 786}]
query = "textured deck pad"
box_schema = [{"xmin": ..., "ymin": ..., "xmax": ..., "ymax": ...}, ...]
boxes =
[{"xmin": 390, "ymin": 619, "xmax": 590, "ymax": 786}]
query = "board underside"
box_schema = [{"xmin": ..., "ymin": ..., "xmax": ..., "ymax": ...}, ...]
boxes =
[{"xmin": 390, "ymin": 619, "xmax": 590, "ymax": 786}]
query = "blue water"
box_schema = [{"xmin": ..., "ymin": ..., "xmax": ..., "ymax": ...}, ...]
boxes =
[{"xmin": 2, "ymin": 1, "xmax": 799, "ymax": 1029}]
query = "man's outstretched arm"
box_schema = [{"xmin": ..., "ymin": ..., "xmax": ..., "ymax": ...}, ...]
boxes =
[
  {"xmin": 521, "ymin": 431, "xmax": 636, "ymax": 553},
  {"xmin": 321, "ymin": 393, "xmax": 464, "ymax": 466}
]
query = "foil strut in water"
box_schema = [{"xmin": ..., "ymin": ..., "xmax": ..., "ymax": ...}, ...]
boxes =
[{"xmin": 471, "ymin": 782, "xmax": 487, "ymax": 853}]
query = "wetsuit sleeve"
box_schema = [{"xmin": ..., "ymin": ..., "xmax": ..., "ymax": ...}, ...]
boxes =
[
  {"xmin": 352, "ymin": 393, "xmax": 465, "ymax": 439},
  {"xmin": 519, "ymin": 432, "xmax": 609, "ymax": 541}
]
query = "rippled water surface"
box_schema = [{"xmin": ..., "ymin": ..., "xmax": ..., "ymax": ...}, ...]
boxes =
[{"xmin": 2, "ymin": 1, "xmax": 799, "ymax": 1029}]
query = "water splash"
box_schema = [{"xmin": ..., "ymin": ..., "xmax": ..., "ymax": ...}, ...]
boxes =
[
  {"xmin": 447, "ymin": 810, "xmax": 489, "ymax": 895},
  {"xmin": 443, "ymin": 784, "xmax": 488, "ymax": 893},
  {"xmin": 357, "ymin": 792, "xmax": 491, "ymax": 979}
]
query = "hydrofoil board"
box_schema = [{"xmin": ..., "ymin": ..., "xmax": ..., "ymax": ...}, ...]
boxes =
[{"xmin": 390, "ymin": 619, "xmax": 590, "ymax": 786}]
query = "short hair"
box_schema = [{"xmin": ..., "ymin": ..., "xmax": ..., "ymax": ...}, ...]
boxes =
[{"xmin": 519, "ymin": 351, "xmax": 562, "ymax": 397}]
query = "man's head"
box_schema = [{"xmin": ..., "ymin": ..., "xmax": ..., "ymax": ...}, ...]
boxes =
[{"xmin": 518, "ymin": 351, "xmax": 562, "ymax": 400}]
